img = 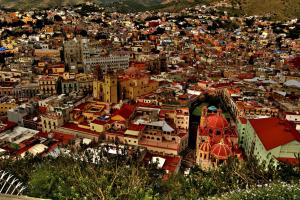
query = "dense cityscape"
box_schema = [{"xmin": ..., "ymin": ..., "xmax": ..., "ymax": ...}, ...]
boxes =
[{"xmin": 0, "ymin": 0, "xmax": 299, "ymax": 199}]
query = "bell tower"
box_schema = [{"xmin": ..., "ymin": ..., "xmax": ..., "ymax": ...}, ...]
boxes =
[{"xmin": 103, "ymin": 73, "xmax": 118, "ymax": 104}]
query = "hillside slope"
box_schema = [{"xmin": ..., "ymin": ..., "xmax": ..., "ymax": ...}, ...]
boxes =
[
  {"xmin": 241, "ymin": 0, "xmax": 300, "ymax": 20},
  {"xmin": 0, "ymin": 0, "xmax": 299, "ymax": 20}
]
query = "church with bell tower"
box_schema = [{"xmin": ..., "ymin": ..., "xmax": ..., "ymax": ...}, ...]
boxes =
[{"xmin": 196, "ymin": 106, "xmax": 242, "ymax": 169}]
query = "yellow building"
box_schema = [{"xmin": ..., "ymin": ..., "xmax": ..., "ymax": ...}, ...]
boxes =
[
  {"xmin": 119, "ymin": 68, "xmax": 159, "ymax": 100},
  {"xmin": 0, "ymin": 87, "xmax": 14, "ymax": 96},
  {"xmin": 38, "ymin": 76, "xmax": 59, "ymax": 96},
  {"xmin": 124, "ymin": 125, "xmax": 144, "ymax": 146},
  {"xmin": 0, "ymin": 102, "xmax": 17, "ymax": 115},
  {"xmin": 174, "ymin": 108, "xmax": 190, "ymax": 130},
  {"xmin": 22, "ymin": 16, "xmax": 35, "ymax": 24},
  {"xmin": 50, "ymin": 65, "xmax": 65, "ymax": 74},
  {"xmin": 76, "ymin": 73, "xmax": 93, "ymax": 93},
  {"xmin": 41, "ymin": 112, "xmax": 64, "ymax": 133},
  {"xmin": 90, "ymin": 119, "xmax": 114, "ymax": 133},
  {"xmin": 34, "ymin": 49, "xmax": 60, "ymax": 58},
  {"xmin": 71, "ymin": 101, "xmax": 108, "ymax": 124},
  {"xmin": 93, "ymin": 74, "xmax": 118, "ymax": 103}
]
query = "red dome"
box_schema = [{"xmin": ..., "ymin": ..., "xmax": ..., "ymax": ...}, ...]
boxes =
[
  {"xmin": 199, "ymin": 141, "xmax": 211, "ymax": 152},
  {"xmin": 211, "ymin": 142, "xmax": 232, "ymax": 160},
  {"xmin": 206, "ymin": 113, "xmax": 229, "ymax": 130}
]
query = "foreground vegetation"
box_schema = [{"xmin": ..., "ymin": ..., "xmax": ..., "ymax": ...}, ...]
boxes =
[
  {"xmin": 217, "ymin": 182, "xmax": 300, "ymax": 200},
  {"xmin": 0, "ymin": 146, "xmax": 299, "ymax": 199}
]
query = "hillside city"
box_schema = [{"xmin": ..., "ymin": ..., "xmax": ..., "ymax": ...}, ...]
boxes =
[{"xmin": 0, "ymin": 1, "xmax": 299, "ymax": 199}]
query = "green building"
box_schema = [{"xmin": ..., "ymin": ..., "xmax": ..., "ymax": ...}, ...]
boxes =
[{"xmin": 238, "ymin": 117, "xmax": 300, "ymax": 166}]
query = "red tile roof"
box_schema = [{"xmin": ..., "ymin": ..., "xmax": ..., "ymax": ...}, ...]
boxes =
[
  {"xmin": 79, "ymin": 121, "xmax": 89, "ymax": 126},
  {"xmin": 162, "ymin": 155, "xmax": 181, "ymax": 172},
  {"xmin": 91, "ymin": 119, "xmax": 106, "ymax": 125},
  {"xmin": 249, "ymin": 118, "xmax": 300, "ymax": 151},
  {"xmin": 159, "ymin": 109, "xmax": 175, "ymax": 117},
  {"xmin": 62, "ymin": 123, "xmax": 98, "ymax": 136},
  {"xmin": 0, "ymin": 121, "xmax": 17, "ymax": 133},
  {"xmin": 238, "ymin": 117, "xmax": 247, "ymax": 124},
  {"xmin": 73, "ymin": 102, "xmax": 89, "ymax": 110},
  {"xmin": 276, "ymin": 157, "xmax": 300, "ymax": 166},
  {"xmin": 91, "ymin": 119, "xmax": 115, "ymax": 125},
  {"xmin": 37, "ymin": 131, "xmax": 75, "ymax": 145},
  {"xmin": 128, "ymin": 124, "xmax": 145, "ymax": 131},
  {"xmin": 112, "ymin": 104, "xmax": 135, "ymax": 120},
  {"xmin": 16, "ymin": 145, "xmax": 34, "ymax": 155}
]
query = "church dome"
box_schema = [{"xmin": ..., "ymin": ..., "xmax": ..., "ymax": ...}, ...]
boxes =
[
  {"xmin": 199, "ymin": 140, "xmax": 211, "ymax": 152},
  {"xmin": 206, "ymin": 112, "xmax": 229, "ymax": 130},
  {"xmin": 211, "ymin": 140, "xmax": 232, "ymax": 160}
]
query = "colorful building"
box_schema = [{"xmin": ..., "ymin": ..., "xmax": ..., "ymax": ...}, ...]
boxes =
[
  {"xmin": 240, "ymin": 117, "xmax": 300, "ymax": 166},
  {"xmin": 41, "ymin": 112, "xmax": 64, "ymax": 133},
  {"xmin": 76, "ymin": 73, "xmax": 93, "ymax": 94},
  {"xmin": 119, "ymin": 67, "xmax": 159, "ymax": 100},
  {"xmin": 196, "ymin": 107, "xmax": 241, "ymax": 169},
  {"xmin": 0, "ymin": 101, "xmax": 17, "ymax": 115},
  {"xmin": 93, "ymin": 74, "xmax": 118, "ymax": 103},
  {"xmin": 38, "ymin": 75, "xmax": 60, "ymax": 96},
  {"xmin": 111, "ymin": 104, "xmax": 136, "ymax": 123},
  {"xmin": 61, "ymin": 79, "xmax": 78, "ymax": 94}
]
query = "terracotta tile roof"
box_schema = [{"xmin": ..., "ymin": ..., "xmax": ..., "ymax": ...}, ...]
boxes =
[
  {"xmin": 162, "ymin": 155, "xmax": 181, "ymax": 172},
  {"xmin": 159, "ymin": 109, "xmax": 175, "ymax": 117},
  {"xmin": 128, "ymin": 124, "xmax": 145, "ymax": 131},
  {"xmin": 62, "ymin": 123, "xmax": 98, "ymax": 136},
  {"xmin": 276, "ymin": 157, "xmax": 300, "ymax": 166},
  {"xmin": 73, "ymin": 102, "xmax": 89, "ymax": 110},
  {"xmin": 79, "ymin": 121, "xmax": 89, "ymax": 126},
  {"xmin": 112, "ymin": 104, "xmax": 135, "ymax": 119},
  {"xmin": 238, "ymin": 117, "xmax": 247, "ymax": 124},
  {"xmin": 37, "ymin": 131, "xmax": 75, "ymax": 145},
  {"xmin": 91, "ymin": 119, "xmax": 114, "ymax": 125},
  {"xmin": 249, "ymin": 118, "xmax": 300, "ymax": 151},
  {"xmin": 0, "ymin": 121, "xmax": 17, "ymax": 133}
]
